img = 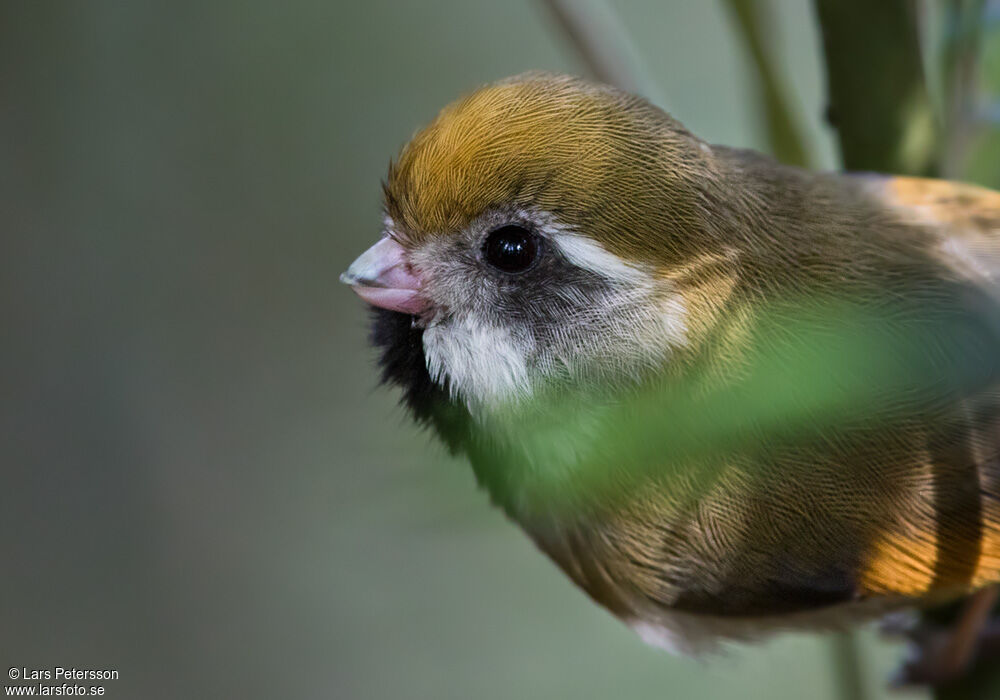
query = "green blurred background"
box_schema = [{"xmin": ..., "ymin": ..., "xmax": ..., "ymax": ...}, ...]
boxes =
[{"xmin": 1, "ymin": 1, "xmax": 960, "ymax": 698}]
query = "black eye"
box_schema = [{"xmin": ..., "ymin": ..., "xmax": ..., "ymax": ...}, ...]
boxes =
[{"xmin": 482, "ymin": 225, "xmax": 538, "ymax": 273}]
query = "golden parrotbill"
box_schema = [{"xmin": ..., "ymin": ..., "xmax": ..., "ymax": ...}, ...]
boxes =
[{"xmin": 343, "ymin": 73, "xmax": 1000, "ymax": 680}]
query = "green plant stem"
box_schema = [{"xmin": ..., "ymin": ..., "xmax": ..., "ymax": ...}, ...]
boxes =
[
  {"xmin": 940, "ymin": 0, "xmax": 986, "ymax": 178},
  {"xmin": 814, "ymin": 0, "xmax": 941, "ymax": 175},
  {"xmin": 722, "ymin": 0, "xmax": 811, "ymax": 167},
  {"xmin": 829, "ymin": 631, "xmax": 868, "ymax": 700},
  {"xmin": 539, "ymin": 0, "xmax": 666, "ymax": 108}
]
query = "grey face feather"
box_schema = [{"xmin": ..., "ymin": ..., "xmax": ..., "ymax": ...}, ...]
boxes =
[{"xmin": 402, "ymin": 207, "xmax": 688, "ymax": 412}]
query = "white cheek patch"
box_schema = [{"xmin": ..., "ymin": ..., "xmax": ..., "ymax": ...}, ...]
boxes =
[
  {"xmin": 552, "ymin": 231, "xmax": 689, "ymax": 356},
  {"xmin": 423, "ymin": 315, "xmax": 534, "ymax": 406},
  {"xmin": 551, "ymin": 232, "xmax": 651, "ymax": 284}
]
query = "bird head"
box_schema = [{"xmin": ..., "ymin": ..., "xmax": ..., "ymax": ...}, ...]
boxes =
[{"xmin": 343, "ymin": 73, "xmax": 737, "ymax": 413}]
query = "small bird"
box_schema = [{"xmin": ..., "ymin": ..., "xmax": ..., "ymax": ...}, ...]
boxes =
[{"xmin": 343, "ymin": 73, "xmax": 1000, "ymax": 681}]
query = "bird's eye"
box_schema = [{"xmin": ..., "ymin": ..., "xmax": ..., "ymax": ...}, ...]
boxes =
[{"xmin": 482, "ymin": 225, "xmax": 538, "ymax": 273}]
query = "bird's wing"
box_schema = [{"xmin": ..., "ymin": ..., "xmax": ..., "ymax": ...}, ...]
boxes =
[
  {"xmin": 842, "ymin": 176, "xmax": 1000, "ymax": 601},
  {"xmin": 565, "ymin": 176, "xmax": 1000, "ymax": 611},
  {"xmin": 855, "ymin": 404, "xmax": 1000, "ymax": 601}
]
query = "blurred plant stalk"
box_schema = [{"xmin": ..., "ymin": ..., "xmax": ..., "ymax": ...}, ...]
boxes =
[
  {"xmin": 940, "ymin": 0, "xmax": 987, "ymax": 179},
  {"xmin": 722, "ymin": 0, "xmax": 812, "ymax": 167},
  {"xmin": 815, "ymin": 0, "xmax": 941, "ymax": 176},
  {"xmin": 540, "ymin": 0, "xmax": 666, "ymax": 108}
]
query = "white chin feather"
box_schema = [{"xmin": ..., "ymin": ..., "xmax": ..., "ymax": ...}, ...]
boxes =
[{"xmin": 423, "ymin": 315, "xmax": 534, "ymax": 406}]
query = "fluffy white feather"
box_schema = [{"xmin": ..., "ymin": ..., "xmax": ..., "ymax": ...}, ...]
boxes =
[
  {"xmin": 423, "ymin": 315, "xmax": 534, "ymax": 405},
  {"xmin": 551, "ymin": 231, "xmax": 651, "ymax": 284}
]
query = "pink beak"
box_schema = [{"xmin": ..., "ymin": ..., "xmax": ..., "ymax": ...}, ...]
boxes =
[{"xmin": 340, "ymin": 236, "xmax": 429, "ymax": 315}]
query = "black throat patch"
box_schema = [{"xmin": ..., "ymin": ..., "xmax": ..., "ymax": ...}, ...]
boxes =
[{"xmin": 369, "ymin": 308, "xmax": 471, "ymax": 454}]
